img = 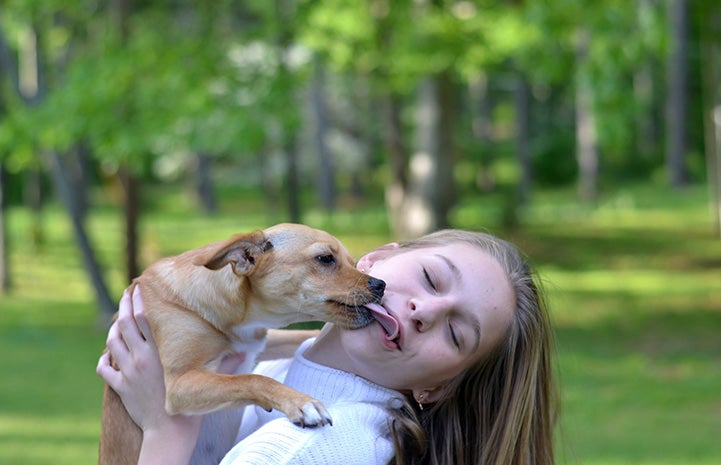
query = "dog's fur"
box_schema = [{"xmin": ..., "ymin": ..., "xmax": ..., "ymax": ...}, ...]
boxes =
[{"xmin": 98, "ymin": 223, "xmax": 385, "ymax": 465}]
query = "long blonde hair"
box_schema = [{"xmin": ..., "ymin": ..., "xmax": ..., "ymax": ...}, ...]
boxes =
[{"xmin": 387, "ymin": 229, "xmax": 558, "ymax": 465}]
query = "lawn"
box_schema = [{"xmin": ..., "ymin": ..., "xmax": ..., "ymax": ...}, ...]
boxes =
[{"xmin": 0, "ymin": 183, "xmax": 719, "ymax": 464}]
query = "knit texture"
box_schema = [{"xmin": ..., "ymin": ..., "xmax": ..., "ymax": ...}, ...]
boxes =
[{"xmin": 220, "ymin": 339, "xmax": 402, "ymax": 465}]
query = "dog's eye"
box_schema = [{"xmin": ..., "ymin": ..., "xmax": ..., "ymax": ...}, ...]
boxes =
[{"xmin": 316, "ymin": 254, "xmax": 336, "ymax": 266}]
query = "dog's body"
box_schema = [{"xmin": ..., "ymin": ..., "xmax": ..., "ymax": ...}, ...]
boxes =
[{"xmin": 99, "ymin": 223, "xmax": 385, "ymax": 465}]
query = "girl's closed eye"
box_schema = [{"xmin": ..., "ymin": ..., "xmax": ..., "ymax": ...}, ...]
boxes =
[
  {"xmin": 423, "ymin": 267, "xmax": 437, "ymax": 292},
  {"xmin": 449, "ymin": 321, "xmax": 460, "ymax": 349}
]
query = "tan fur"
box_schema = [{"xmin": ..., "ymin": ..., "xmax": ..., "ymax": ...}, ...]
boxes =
[{"xmin": 98, "ymin": 223, "xmax": 384, "ymax": 465}]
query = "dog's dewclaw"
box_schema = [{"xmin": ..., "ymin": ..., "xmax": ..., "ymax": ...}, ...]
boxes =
[{"xmin": 293, "ymin": 401, "xmax": 333, "ymax": 428}]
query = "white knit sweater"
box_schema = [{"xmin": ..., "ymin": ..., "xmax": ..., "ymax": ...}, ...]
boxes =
[{"xmin": 219, "ymin": 339, "xmax": 402, "ymax": 465}]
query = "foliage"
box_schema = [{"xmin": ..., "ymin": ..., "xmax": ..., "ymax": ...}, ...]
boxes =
[
  {"xmin": 0, "ymin": 0, "xmax": 714, "ymax": 194},
  {"xmin": 0, "ymin": 1, "xmax": 308, "ymax": 181}
]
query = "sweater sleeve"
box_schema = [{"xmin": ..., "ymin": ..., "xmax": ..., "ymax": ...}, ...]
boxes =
[{"xmin": 220, "ymin": 402, "xmax": 394, "ymax": 465}]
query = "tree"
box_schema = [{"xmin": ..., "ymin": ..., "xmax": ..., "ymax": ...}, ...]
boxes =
[
  {"xmin": 0, "ymin": 33, "xmax": 11, "ymax": 293},
  {"xmin": 0, "ymin": 4, "xmax": 117, "ymax": 316},
  {"xmin": 47, "ymin": 149, "xmax": 116, "ymax": 318},
  {"xmin": 699, "ymin": 1, "xmax": 721, "ymax": 236},
  {"xmin": 0, "ymin": 162, "xmax": 9, "ymax": 292},
  {"xmin": 392, "ymin": 73, "xmax": 455, "ymax": 239},
  {"xmin": 310, "ymin": 56, "xmax": 336, "ymax": 212},
  {"xmin": 666, "ymin": 0, "xmax": 689, "ymax": 187},
  {"xmin": 575, "ymin": 28, "xmax": 599, "ymax": 202},
  {"xmin": 302, "ymin": 0, "xmax": 476, "ymax": 237},
  {"xmin": 515, "ymin": 72, "xmax": 532, "ymax": 204}
]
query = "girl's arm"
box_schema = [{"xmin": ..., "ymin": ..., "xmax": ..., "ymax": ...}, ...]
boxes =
[
  {"xmin": 257, "ymin": 328, "xmax": 321, "ymax": 362},
  {"xmin": 97, "ymin": 287, "xmax": 202, "ymax": 465}
]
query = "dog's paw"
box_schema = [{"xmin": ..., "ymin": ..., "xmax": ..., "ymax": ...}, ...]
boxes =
[{"xmin": 290, "ymin": 400, "xmax": 333, "ymax": 428}]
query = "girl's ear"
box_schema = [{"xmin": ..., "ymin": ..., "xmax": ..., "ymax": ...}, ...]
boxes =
[
  {"xmin": 413, "ymin": 385, "xmax": 446, "ymax": 406},
  {"xmin": 357, "ymin": 242, "xmax": 399, "ymax": 272}
]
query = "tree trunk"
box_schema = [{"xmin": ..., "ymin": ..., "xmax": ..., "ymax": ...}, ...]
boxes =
[
  {"xmin": 634, "ymin": 66, "xmax": 655, "ymax": 158},
  {"xmin": 700, "ymin": 5, "xmax": 721, "ymax": 237},
  {"xmin": 635, "ymin": 0, "xmax": 659, "ymax": 160},
  {"xmin": 0, "ymin": 163, "xmax": 9, "ymax": 293},
  {"xmin": 282, "ymin": 124, "xmax": 301, "ymax": 223},
  {"xmin": 119, "ymin": 167, "xmax": 140, "ymax": 282},
  {"xmin": 712, "ymin": 107, "xmax": 721, "ymax": 238},
  {"xmin": 575, "ymin": 29, "xmax": 599, "ymax": 202},
  {"xmin": 17, "ymin": 24, "xmax": 46, "ymax": 244},
  {"xmin": 311, "ymin": 56, "xmax": 335, "ymax": 211},
  {"xmin": 275, "ymin": 0, "xmax": 301, "ymax": 223},
  {"xmin": 111, "ymin": 0, "xmax": 141, "ymax": 283},
  {"xmin": 195, "ymin": 152, "xmax": 217, "ymax": 215},
  {"xmin": 258, "ymin": 146, "xmax": 281, "ymax": 222},
  {"xmin": 383, "ymin": 92, "xmax": 408, "ymax": 237},
  {"xmin": 68, "ymin": 143, "xmax": 92, "ymax": 219},
  {"xmin": 23, "ymin": 170, "xmax": 44, "ymax": 245},
  {"xmin": 436, "ymin": 71, "xmax": 455, "ymax": 223},
  {"xmin": 395, "ymin": 75, "xmax": 454, "ymax": 239},
  {"xmin": 349, "ymin": 74, "xmax": 373, "ymax": 200},
  {"xmin": 666, "ymin": 0, "xmax": 689, "ymax": 187},
  {"xmin": 469, "ymin": 75, "xmax": 496, "ymax": 193},
  {"xmin": 515, "ymin": 73, "xmax": 532, "ymax": 205},
  {"xmin": 0, "ymin": 32, "xmax": 16, "ymax": 290},
  {"xmin": 47, "ymin": 151, "xmax": 116, "ymax": 320},
  {"xmin": 0, "ymin": 17, "xmax": 20, "ymax": 92}
]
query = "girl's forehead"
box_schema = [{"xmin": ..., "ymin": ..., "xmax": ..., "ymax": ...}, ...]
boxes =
[
  {"xmin": 414, "ymin": 242, "xmax": 487, "ymax": 260},
  {"xmin": 406, "ymin": 242, "xmax": 476, "ymax": 255}
]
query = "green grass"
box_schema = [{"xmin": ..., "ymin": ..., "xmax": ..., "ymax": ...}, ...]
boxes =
[{"xmin": 1, "ymin": 182, "xmax": 720, "ymax": 464}]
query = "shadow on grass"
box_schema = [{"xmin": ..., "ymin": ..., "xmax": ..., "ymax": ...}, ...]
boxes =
[
  {"xmin": 507, "ymin": 225, "xmax": 721, "ymax": 272},
  {"xmin": 0, "ymin": 298, "xmax": 106, "ymax": 417},
  {"xmin": 552, "ymin": 290, "xmax": 721, "ymax": 465}
]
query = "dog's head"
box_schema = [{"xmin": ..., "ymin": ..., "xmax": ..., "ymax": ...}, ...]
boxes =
[{"xmin": 198, "ymin": 223, "xmax": 384, "ymax": 329}]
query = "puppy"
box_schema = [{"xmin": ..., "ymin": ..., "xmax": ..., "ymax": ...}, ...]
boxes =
[{"xmin": 99, "ymin": 223, "xmax": 385, "ymax": 465}]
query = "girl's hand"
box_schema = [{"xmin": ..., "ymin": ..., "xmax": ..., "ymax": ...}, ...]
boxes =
[{"xmin": 96, "ymin": 287, "xmax": 202, "ymax": 463}]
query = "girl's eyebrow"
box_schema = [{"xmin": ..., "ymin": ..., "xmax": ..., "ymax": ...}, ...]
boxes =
[{"xmin": 433, "ymin": 254, "xmax": 461, "ymax": 280}]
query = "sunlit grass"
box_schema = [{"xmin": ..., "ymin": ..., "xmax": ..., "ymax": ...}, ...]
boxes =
[
  {"xmin": 0, "ymin": 414, "xmax": 100, "ymax": 464},
  {"xmin": 545, "ymin": 268, "xmax": 720, "ymax": 297},
  {"xmin": 1, "ymin": 181, "xmax": 720, "ymax": 465}
]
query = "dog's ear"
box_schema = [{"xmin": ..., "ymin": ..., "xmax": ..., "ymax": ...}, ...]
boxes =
[{"xmin": 199, "ymin": 231, "xmax": 272, "ymax": 276}]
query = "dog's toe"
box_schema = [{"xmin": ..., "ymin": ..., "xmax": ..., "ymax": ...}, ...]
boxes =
[{"xmin": 294, "ymin": 401, "xmax": 333, "ymax": 428}]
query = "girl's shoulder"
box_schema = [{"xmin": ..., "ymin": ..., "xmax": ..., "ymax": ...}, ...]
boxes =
[{"xmin": 222, "ymin": 403, "xmax": 394, "ymax": 465}]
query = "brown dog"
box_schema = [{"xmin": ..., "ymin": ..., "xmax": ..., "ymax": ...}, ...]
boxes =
[{"xmin": 99, "ymin": 223, "xmax": 385, "ymax": 465}]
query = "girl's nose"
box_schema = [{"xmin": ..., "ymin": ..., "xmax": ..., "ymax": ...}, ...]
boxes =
[{"xmin": 409, "ymin": 297, "xmax": 448, "ymax": 331}]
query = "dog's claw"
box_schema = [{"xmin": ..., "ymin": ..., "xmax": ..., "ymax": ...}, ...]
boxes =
[{"xmin": 291, "ymin": 401, "xmax": 333, "ymax": 428}]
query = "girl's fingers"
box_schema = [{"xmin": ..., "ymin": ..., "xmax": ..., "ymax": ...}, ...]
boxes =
[
  {"xmin": 131, "ymin": 286, "xmax": 156, "ymax": 345},
  {"xmin": 106, "ymin": 320, "xmax": 131, "ymax": 370},
  {"xmin": 116, "ymin": 288, "xmax": 146, "ymax": 352},
  {"xmin": 106, "ymin": 301, "xmax": 129, "ymax": 358},
  {"xmin": 96, "ymin": 350, "xmax": 123, "ymax": 390}
]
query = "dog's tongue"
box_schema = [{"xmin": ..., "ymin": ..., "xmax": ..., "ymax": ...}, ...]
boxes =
[{"xmin": 364, "ymin": 303, "xmax": 399, "ymax": 340}]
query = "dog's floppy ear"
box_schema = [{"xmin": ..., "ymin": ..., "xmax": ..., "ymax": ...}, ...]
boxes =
[{"xmin": 198, "ymin": 230, "xmax": 273, "ymax": 276}]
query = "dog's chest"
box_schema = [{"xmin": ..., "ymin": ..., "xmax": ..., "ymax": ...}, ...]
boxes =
[
  {"xmin": 189, "ymin": 323, "xmax": 269, "ymax": 465},
  {"xmin": 229, "ymin": 322, "xmax": 268, "ymax": 360}
]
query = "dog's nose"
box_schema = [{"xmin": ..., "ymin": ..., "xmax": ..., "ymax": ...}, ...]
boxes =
[{"xmin": 368, "ymin": 277, "xmax": 386, "ymax": 300}]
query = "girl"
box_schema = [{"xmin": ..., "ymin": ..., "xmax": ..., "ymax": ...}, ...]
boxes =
[{"xmin": 98, "ymin": 229, "xmax": 558, "ymax": 465}]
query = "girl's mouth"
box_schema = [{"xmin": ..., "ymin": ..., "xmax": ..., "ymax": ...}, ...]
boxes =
[{"xmin": 364, "ymin": 303, "xmax": 401, "ymax": 348}]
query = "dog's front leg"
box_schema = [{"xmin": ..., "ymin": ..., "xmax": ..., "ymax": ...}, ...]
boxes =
[{"xmin": 165, "ymin": 369, "xmax": 332, "ymax": 427}]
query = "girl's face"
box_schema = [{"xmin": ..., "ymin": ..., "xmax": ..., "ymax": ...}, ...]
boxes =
[{"xmin": 332, "ymin": 242, "xmax": 515, "ymax": 399}]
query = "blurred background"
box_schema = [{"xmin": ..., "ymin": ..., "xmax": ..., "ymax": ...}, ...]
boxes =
[{"xmin": 0, "ymin": 0, "xmax": 719, "ymax": 464}]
